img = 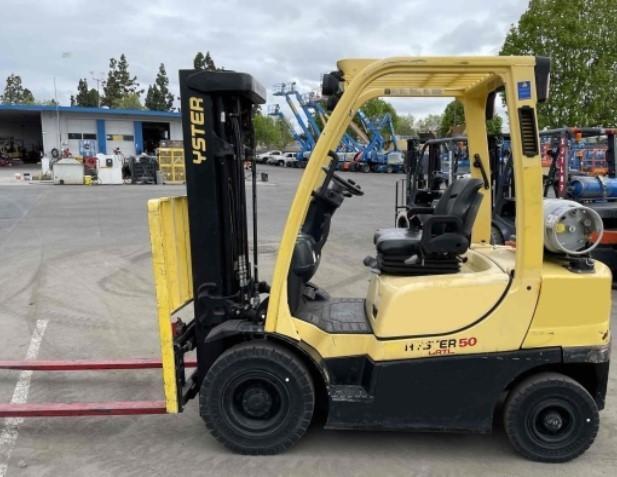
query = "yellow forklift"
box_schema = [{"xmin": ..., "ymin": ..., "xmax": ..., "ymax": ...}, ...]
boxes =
[{"xmin": 0, "ymin": 57, "xmax": 611, "ymax": 463}]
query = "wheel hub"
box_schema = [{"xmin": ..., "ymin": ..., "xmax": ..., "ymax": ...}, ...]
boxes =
[
  {"xmin": 542, "ymin": 411, "xmax": 564, "ymax": 432},
  {"xmin": 241, "ymin": 386, "xmax": 273, "ymax": 418}
]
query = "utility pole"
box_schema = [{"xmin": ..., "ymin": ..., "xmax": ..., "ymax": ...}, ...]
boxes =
[
  {"xmin": 90, "ymin": 71, "xmax": 105, "ymax": 107},
  {"xmin": 53, "ymin": 76, "xmax": 61, "ymax": 149}
]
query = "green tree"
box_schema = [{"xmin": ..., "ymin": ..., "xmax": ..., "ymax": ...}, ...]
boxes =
[
  {"xmin": 114, "ymin": 92, "xmax": 143, "ymax": 110},
  {"xmin": 116, "ymin": 54, "xmax": 141, "ymax": 96},
  {"xmin": 1, "ymin": 74, "xmax": 34, "ymax": 104},
  {"xmin": 439, "ymin": 100, "xmax": 465, "ymax": 136},
  {"xmin": 71, "ymin": 78, "xmax": 99, "ymax": 107},
  {"xmin": 204, "ymin": 52, "xmax": 216, "ymax": 71},
  {"xmin": 145, "ymin": 63, "xmax": 174, "ymax": 111},
  {"xmin": 102, "ymin": 54, "xmax": 142, "ymax": 107},
  {"xmin": 101, "ymin": 58, "xmax": 121, "ymax": 107},
  {"xmin": 193, "ymin": 51, "xmax": 217, "ymax": 71},
  {"xmin": 500, "ymin": 0, "xmax": 617, "ymax": 128},
  {"xmin": 359, "ymin": 98, "xmax": 400, "ymax": 131},
  {"xmin": 36, "ymin": 99, "xmax": 58, "ymax": 106},
  {"xmin": 396, "ymin": 114, "xmax": 416, "ymax": 136},
  {"xmin": 276, "ymin": 117, "xmax": 293, "ymax": 148},
  {"xmin": 438, "ymin": 99, "xmax": 504, "ymax": 136},
  {"xmin": 193, "ymin": 52, "xmax": 205, "ymax": 69},
  {"xmin": 254, "ymin": 113, "xmax": 293, "ymax": 149},
  {"xmin": 487, "ymin": 115, "xmax": 503, "ymax": 136},
  {"xmin": 254, "ymin": 113, "xmax": 277, "ymax": 147},
  {"xmin": 416, "ymin": 114, "xmax": 443, "ymax": 133}
]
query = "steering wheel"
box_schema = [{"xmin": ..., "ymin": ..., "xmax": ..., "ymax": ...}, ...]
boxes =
[{"xmin": 331, "ymin": 172, "xmax": 364, "ymax": 196}]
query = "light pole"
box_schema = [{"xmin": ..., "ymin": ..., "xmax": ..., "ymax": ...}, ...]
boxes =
[
  {"xmin": 53, "ymin": 76, "xmax": 61, "ymax": 149},
  {"xmin": 90, "ymin": 71, "xmax": 105, "ymax": 107}
]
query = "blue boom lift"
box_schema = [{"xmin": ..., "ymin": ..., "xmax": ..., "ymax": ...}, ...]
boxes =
[
  {"xmin": 273, "ymin": 83, "xmax": 317, "ymax": 166},
  {"xmin": 267, "ymin": 104, "xmax": 312, "ymax": 165},
  {"xmin": 355, "ymin": 110, "xmax": 403, "ymax": 173}
]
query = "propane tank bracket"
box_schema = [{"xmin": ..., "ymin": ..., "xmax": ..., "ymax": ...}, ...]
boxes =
[{"xmin": 566, "ymin": 255, "xmax": 595, "ymax": 274}]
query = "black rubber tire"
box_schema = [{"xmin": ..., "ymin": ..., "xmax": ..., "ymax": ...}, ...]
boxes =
[
  {"xmin": 504, "ymin": 372, "xmax": 599, "ymax": 462},
  {"xmin": 200, "ymin": 341, "xmax": 315, "ymax": 455},
  {"xmin": 278, "ymin": 160, "xmax": 284, "ymax": 167}
]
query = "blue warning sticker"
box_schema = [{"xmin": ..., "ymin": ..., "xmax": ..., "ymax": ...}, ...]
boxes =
[{"xmin": 517, "ymin": 81, "xmax": 532, "ymax": 100}]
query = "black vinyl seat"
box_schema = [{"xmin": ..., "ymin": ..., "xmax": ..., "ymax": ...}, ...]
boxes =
[{"xmin": 368, "ymin": 178, "xmax": 484, "ymax": 275}]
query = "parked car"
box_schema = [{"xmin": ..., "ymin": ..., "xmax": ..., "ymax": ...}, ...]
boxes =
[
  {"xmin": 271, "ymin": 152, "xmax": 298, "ymax": 167},
  {"xmin": 256, "ymin": 150, "xmax": 282, "ymax": 164}
]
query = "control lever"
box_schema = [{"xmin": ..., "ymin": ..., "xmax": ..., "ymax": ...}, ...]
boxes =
[{"xmin": 473, "ymin": 153, "xmax": 490, "ymax": 189}]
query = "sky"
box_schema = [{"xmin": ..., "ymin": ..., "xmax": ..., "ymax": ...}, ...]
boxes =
[{"xmin": 0, "ymin": 0, "xmax": 529, "ymax": 122}]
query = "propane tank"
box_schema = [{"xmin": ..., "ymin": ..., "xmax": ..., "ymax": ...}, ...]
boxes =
[
  {"xmin": 568, "ymin": 175, "xmax": 617, "ymax": 200},
  {"xmin": 543, "ymin": 199, "xmax": 603, "ymax": 255}
]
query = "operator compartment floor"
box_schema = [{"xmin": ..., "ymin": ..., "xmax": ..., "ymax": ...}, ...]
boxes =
[{"xmin": 295, "ymin": 298, "xmax": 372, "ymax": 334}]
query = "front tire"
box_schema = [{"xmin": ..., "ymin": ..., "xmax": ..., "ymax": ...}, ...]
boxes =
[
  {"xmin": 504, "ymin": 372, "xmax": 599, "ymax": 462},
  {"xmin": 200, "ymin": 341, "xmax": 315, "ymax": 455}
]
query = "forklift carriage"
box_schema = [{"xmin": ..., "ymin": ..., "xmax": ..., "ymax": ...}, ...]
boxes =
[{"xmin": 1, "ymin": 57, "xmax": 611, "ymax": 463}]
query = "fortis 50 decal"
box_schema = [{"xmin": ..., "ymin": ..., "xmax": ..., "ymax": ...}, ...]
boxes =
[
  {"xmin": 404, "ymin": 336, "xmax": 478, "ymax": 355},
  {"xmin": 189, "ymin": 96, "xmax": 206, "ymax": 164}
]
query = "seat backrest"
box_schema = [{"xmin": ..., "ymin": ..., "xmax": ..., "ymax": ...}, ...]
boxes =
[{"xmin": 433, "ymin": 178, "xmax": 484, "ymax": 236}]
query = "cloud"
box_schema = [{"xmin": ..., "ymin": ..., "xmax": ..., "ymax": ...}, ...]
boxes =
[{"xmin": 0, "ymin": 0, "xmax": 528, "ymax": 122}]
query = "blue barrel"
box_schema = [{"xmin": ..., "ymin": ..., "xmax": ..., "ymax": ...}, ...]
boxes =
[{"xmin": 569, "ymin": 176, "xmax": 617, "ymax": 199}]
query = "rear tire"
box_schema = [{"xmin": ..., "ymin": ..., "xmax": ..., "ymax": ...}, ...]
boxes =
[
  {"xmin": 504, "ymin": 372, "xmax": 599, "ymax": 462},
  {"xmin": 200, "ymin": 341, "xmax": 315, "ymax": 455}
]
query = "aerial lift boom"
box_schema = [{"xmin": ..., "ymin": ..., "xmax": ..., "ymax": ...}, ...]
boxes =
[
  {"xmin": 273, "ymin": 83, "xmax": 317, "ymax": 149},
  {"xmin": 268, "ymin": 103, "xmax": 312, "ymax": 159}
]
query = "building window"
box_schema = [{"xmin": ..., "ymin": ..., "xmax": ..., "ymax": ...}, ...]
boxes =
[
  {"xmin": 69, "ymin": 133, "xmax": 97, "ymax": 140},
  {"xmin": 106, "ymin": 134, "xmax": 134, "ymax": 142}
]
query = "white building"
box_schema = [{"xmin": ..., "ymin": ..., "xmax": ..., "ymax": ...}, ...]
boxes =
[{"xmin": 0, "ymin": 104, "xmax": 182, "ymax": 161}]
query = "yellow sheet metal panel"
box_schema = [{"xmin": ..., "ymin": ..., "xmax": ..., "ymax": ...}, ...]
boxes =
[
  {"xmin": 524, "ymin": 260, "xmax": 612, "ymax": 349},
  {"xmin": 505, "ymin": 64, "xmax": 544, "ymax": 281},
  {"xmin": 463, "ymin": 92, "xmax": 492, "ymax": 244},
  {"xmin": 366, "ymin": 250, "xmax": 509, "ymax": 338},
  {"xmin": 147, "ymin": 196, "xmax": 193, "ymax": 413},
  {"xmin": 292, "ymin": 270, "xmax": 539, "ymax": 361}
]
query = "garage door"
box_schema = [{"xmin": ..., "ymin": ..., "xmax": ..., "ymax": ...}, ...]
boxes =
[
  {"xmin": 67, "ymin": 119, "xmax": 97, "ymax": 156},
  {"xmin": 105, "ymin": 120, "xmax": 135, "ymax": 156}
]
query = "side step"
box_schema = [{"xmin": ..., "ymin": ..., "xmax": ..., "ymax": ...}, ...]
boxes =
[{"xmin": 329, "ymin": 385, "xmax": 374, "ymax": 403}]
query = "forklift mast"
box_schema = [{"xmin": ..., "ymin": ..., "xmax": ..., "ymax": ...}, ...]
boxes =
[{"xmin": 179, "ymin": 70, "xmax": 266, "ymax": 367}]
